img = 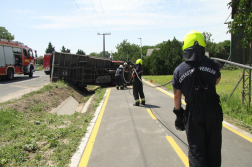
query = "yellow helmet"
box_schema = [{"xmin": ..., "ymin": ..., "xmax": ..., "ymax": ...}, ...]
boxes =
[
  {"xmin": 182, "ymin": 30, "xmax": 206, "ymax": 62},
  {"xmin": 136, "ymin": 59, "xmax": 143, "ymax": 65},
  {"xmin": 182, "ymin": 30, "xmax": 206, "ymax": 51}
]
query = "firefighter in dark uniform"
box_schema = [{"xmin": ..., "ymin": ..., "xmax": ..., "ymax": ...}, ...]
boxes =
[
  {"xmin": 172, "ymin": 30, "xmax": 222, "ymax": 167},
  {"xmin": 123, "ymin": 62, "xmax": 129, "ymax": 88},
  {"xmin": 115, "ymin": 65, "xmax": 124, "ymax": 90},
  {"xmin": 132, "ymin": 59, "xmax": 145, "ymax": 106}
]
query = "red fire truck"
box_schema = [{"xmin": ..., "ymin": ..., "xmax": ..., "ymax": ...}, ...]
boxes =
[
  {"xmin": 43, "ymin": 53, "xmax": 52, "ymax": 75},
  {"xmin": 0, "ymin": 39, "xmax": 37, "ymax": 80}
]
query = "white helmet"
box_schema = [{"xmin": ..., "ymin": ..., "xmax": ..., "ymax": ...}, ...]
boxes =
[
  {"xmin": 119, "ymin": 65, "xmax": 123, "ymax": 68},
  {"xmin": 124, "ymin": 62, "xmax": 128, "ymax": 65}
]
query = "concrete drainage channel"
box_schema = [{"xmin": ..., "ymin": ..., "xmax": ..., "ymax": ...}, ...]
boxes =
[
  {"xmin": 50, "ymin": 94, "xmax": 95, "ymax": 115},
  {"xmin": 49, "ymin": 89, "xmax": 108, "ymax": 167},
  {"xmin": 46, "ymin": 88, "xmax": 108, "ymax": 167}
]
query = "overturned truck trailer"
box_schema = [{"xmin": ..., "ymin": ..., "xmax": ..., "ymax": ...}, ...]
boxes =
[{"xmin": 51, "ymin": 51, "xmax": 129, "ymax": 86}]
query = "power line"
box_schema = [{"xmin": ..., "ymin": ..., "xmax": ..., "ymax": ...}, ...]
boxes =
[
  {"xmin": 72, "ymin": 0, "xmax": 97, "ymax": 32},
  {"xmin": 213, "ymin": 31, "xmax": 227, "ymax": 40},
  {"xmin": 224, "ymin": 12, "xmax": 232, "ymax": 24},
  {"xmin": 99, "ymin": 0, "xmax": 113, "ymax": 53},
  {"xmin": 99, "ymin": 0, "xmax": 110, "ymax": 33},
  {"xmin": 89, "ymin": 0, "xmax": 105, "ymax": 32}
]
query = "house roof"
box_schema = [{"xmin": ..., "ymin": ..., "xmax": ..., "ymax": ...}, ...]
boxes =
[{"xmin": 146, "ymin": 48, "xmax": 160, "ymax": 57}]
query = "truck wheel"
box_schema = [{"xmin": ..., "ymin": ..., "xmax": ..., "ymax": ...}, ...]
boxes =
[
  {"xmin": 29, "ymin": 67, "xmax": 33, "ymax": 77},
  {"xmin": 7, "ymin": 68, "xmax": 14, "ymax": 80}
]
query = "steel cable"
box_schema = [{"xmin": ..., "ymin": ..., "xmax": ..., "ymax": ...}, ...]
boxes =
[
  {"xmin": 131, "ymin": 68, "xmax": 172, "ymax": 88},
  {"xmin": 149, "ymin": 108, "xmax": 188, "ymax": 147}
]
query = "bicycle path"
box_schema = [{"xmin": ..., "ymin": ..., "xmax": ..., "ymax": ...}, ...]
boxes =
[{"xmin": 76, "ymin": 81, "xmax": 252, "ymax": 167}]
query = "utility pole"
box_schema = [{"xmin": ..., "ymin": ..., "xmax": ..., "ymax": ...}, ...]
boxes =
[
  {"xmin": 98, "ymin": 33, "xmax": 111, "ymax": 57},
  {"xmin": 138, "ymin": 38, "xmax": 143, "ymax": 74},
  {"xmin": 138, "ymin": 38, "xmax": 142, "ymax": 60},
  {"xmin": 110, "ymin": 50, "xmax": 114, "ymax": 60}
]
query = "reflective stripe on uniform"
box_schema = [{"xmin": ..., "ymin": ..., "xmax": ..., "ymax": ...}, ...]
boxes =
[
  {"xmin": 141, "ymin": 98, "xmax": 145, "ymax": 101},
  {"xmin": 135, "ymin": 99, "xmax": 140, "ymax": 102}
]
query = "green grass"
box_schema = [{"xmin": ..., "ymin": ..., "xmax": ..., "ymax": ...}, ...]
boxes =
[
  {"xmin": 143, "ymin": 75, "xmax": 174, "ymax": 92},
  {"xmin": 92, "ymin": 88, "xmax": 106, "ymax": 108},
  {"xmin": 0, "ymin": 82, "xmax": 106, "ymax": 166},
  {"xmin": 143, "ymin": 69, "xmax": 252, "ymax": 130},
  {"xmin": 216, "ymin": 69, "xmax": 244, "ymax": 98},
  {"xmin": 220, "ymin": 94, "xmax": 252, "ymax": 132},
  {"xmin": 36, "ymin": 66, "xmax": 43, "ymax": 71}
]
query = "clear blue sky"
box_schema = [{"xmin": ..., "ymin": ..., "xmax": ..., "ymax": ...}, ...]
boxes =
[{"xmin": 1, "ymin": 0, "xmax": 232, "ymax": 57}]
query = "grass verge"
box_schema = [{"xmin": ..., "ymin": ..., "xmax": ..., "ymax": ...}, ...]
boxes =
[
  {"xmin": 0, "ymin": 82, "xmax": 106, "ymax": 166},
  {"xmin": 36, "ymin": 66, "xmax": 43, "ymax": 71}
]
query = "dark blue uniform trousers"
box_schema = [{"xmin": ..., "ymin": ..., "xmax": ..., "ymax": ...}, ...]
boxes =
[{"xmin": 184, "ymin": 90, "xmax": 223, "ymax": 167}]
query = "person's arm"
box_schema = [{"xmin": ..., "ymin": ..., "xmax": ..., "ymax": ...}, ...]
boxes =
[
  {"xmin": 216, "ymin": 76, "xmax": 221, "ymax": 85},
  {"xmin": 173, "ymin": 87, "xmax": 182, "ymax": 110},
  {"xmin": 132, "ymin": 68, "xmax": 136, "ymax": 78},
  {"xmin": 132, "ymin": 72, "xmax": 135, "ymax": 78}
]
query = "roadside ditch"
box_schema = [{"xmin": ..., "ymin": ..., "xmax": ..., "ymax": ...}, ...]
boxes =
[{"xmin": 0, "ymin": 81, "xmax": 106, "ymax": 166}]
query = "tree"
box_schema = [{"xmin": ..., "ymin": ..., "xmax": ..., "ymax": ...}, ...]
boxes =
[
  {"xmin": 0, "ymin": 27, "xmax": 14, "ymax": 40},
  {"xmin": 99, "ymin": 51, "xmax": 110, "ymax": 58},
  {"xmin": 45, "ymin": 42, "xmax": 55, "ymax": 53},
  {"xmin": 76, "ymin": 49, "xmax": 86, "ymax": 55},
  {"xmin": 206, "ymin": 42, "xmax": 219, "ymax": 57},
  {"xmin": 114, "ymin": 40, "xmax": 141, "ymax": 61},
  {"xmin": 148, "ymin": 37, "xmax": 183, "ymax": 75},
  {"xmin": 227, "ymin": 0, "xmax": 252, "ymax": 48},
  {"xmin": 90, "ymin": 52, "xmax": 99, "ymax": 57},
  {"xmin": 202, "ymin": 32, "xmax": 213, "ymax": 43},
  {"xmin": 218, "ymin": 40, "xmax": 231, "ymax": 55},
  {"xmin": 36, "ymin": 56, "xmax": 43, "ymax": 65},
  {"xmin": 61, "ymin": 46, "xmax": 70, "ymax": 53},
  {"xmin": 66, "ymin": 49, "xmax": 70, "ymax": 53},
  {"xmin": 217, "ymin": 40, "xmax": 230, "ymax": 59},
  {"xmin": 202, "ymin": 32, "xmax": 219, "ymax": 57}
]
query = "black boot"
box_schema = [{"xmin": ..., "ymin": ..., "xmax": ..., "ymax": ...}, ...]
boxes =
[
  {"xmin": 141, "ymin": 101, "xmax": 145, "ymax": 105},
  {"xmin": 133, "ymin": 102, "xmax": 140, "ymax": 106}
]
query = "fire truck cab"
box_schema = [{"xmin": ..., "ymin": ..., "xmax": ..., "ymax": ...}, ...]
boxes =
[{"xmin": 0, "ymin": 39, "xmax": 37, "ymax": 80}]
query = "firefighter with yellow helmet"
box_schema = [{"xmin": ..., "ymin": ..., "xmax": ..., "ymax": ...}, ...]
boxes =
[
  {"xmin": 132, "ymin": 59, "xmax": 145, "ymax": 106},
  {"xmin": 172, "ymin": 30, "xmax": 222, "ymax": 166}
]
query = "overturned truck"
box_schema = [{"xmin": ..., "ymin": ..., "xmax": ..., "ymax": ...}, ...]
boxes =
[{"xmin": 51, "ymin": 51, "xmax": 132, "ymax": 86}]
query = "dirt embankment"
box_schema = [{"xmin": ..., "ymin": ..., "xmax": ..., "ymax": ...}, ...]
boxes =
[{"xmin": 0, "ymin": 84, "xmax": 95, "ymax": 113}]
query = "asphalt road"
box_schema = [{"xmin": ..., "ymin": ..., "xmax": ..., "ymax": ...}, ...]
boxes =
[
  {"xmin": 77, "ymin": 82, "xmax": 252, "ymax": 167},
  {"xmin": 0, "ymin": 70, "xmax": 50, "ymax": 102}
]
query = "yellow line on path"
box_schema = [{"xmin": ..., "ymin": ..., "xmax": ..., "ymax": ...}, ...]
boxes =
[
  {"xmin": 146, "ymin": 109, "xmax": 157, "ymax": 119},
  {"xmin": 143, "ymin": 79, "xmax": 252, "ymax": 143},
  {"xmin": 223, "ymin": 124, "xmax": 252, "ymax": 143},
  {"xmin": 78, "ymin": 89, "xmax": 111, "ymax": 167},
  {"xmin": 166, "ymin": 136, "xmax": 189, "ymax": 167}
]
